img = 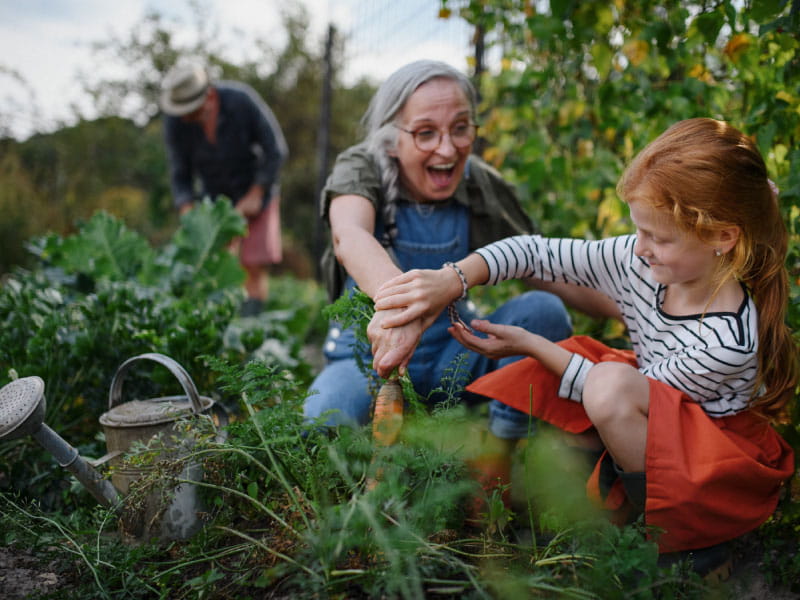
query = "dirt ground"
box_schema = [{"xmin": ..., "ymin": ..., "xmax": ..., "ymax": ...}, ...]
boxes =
[{"xmin": 2, "ymin": 536, "xmax": 798, "ymax": 599}]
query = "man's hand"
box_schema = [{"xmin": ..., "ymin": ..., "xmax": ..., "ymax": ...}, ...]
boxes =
[{"xmin": 236, "ymin": 184, "xmax": 264, "ymax": 218}]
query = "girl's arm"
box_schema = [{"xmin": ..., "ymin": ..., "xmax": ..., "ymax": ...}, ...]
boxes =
[{"xmin": 449, "ymin": 319, "xmax": 573, "ymax": 376}]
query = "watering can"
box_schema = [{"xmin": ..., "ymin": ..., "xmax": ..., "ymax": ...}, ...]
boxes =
[{"xmin": 0, "ymin": 353, "xmax": 228, "ymax": 541}]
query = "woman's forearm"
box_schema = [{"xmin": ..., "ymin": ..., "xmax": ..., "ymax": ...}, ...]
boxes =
[{"xmin": 333, "ymin": 226, "xmax": 402, "ymax": 298}]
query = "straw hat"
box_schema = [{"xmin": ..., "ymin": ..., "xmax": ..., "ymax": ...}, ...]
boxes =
[{"xmin": 159, "ymin": 62, "xmax": 210, "ymax": 116}]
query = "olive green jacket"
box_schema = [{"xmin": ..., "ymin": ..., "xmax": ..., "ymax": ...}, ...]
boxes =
[{"xmin": 320, "ymin": 142, "xmax": 536, "ymax": 301}]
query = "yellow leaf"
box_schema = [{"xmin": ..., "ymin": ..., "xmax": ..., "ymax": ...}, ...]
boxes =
[
  {"xmin": 623, "ymin": 40, "xmax": 649, "ymax": 67},
  {"xmin": 577, "ymin": 139, "xmax": 594, "ymax": 158},
  {"xmin": 776, "ymin": 90, "xmax": 793, "ymax": 104},
  {"xmin": 724, "ymin": 33, "xmax": 751, "ymax": 63},
  {"xmin": 688, "ymin": 64, "xmax": 705, "ymax": 78},
  {"xmin": 524, "ymin": 0, "xmax": 535, "ymax": 17},
  {"xmin": 482, "ymin": 146, "xmax": 504, "ymax": 168}
]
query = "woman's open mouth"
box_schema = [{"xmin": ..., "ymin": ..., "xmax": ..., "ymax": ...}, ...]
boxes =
[{"xmin": 427, "ymin": 162, "xmax": 456, "ymax": 187}]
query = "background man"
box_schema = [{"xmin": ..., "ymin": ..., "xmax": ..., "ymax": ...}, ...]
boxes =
[{"xmin": 160, "ymin": 60, "xmax": 289, "ymax": 315}]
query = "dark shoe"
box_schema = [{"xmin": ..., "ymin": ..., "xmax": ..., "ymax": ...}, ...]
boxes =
[
  {"xmin": 658, "ymin": 542, "xmax": 733, "ymax": 582},
  {"xmin": 240, "ymin": 298, "xmax": 264, "ymax": 317}
]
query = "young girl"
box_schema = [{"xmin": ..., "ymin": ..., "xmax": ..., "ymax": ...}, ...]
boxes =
[{"xmin": 371, "ymin": 118, "xmax": 797, "ymax": 561}]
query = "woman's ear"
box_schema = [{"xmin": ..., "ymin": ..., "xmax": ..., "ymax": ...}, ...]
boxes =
[{"xmin": 717, "ymin": 226, "xmax": 740, "ymax": 255}]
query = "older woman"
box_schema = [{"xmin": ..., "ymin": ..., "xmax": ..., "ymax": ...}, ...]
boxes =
[{"xmin": 304, "ymin": 60, "xmax": 614, "ymax": 441}]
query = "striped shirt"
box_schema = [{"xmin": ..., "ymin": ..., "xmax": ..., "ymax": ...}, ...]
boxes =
[{"xmin": 475, "ymin": 234, "xmax": 757, "ymax": 416}]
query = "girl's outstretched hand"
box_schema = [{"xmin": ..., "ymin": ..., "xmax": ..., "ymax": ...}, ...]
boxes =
[
  {"xmin": 374, "ymin": 268, "xmax": 460, "ymax": 329},
  {"xmin": 449, "ymin": 319, "xmax": 537, "ymax": 360}
]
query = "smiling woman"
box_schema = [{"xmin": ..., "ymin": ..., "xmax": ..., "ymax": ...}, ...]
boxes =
[{"xmin": 303, "ymin": 60, "xmax": 610, "ymax": 466}]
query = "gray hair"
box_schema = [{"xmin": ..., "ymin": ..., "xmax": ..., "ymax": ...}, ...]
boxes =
[{"xmin": 363, "ymin": 60, "xmax": 477, "ymax": 210}]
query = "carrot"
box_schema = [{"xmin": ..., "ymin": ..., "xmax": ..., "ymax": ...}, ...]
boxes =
[
  {"xmin": 371, "ymin": 378, "xmax": 404, "ymax": 446},
  {"xmin": 366, "ymin": 378, "xmax": 404, "ymax": 490}
]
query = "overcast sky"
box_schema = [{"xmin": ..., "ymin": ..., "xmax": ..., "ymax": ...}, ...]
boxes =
[{"xmin": 0, "ymin": 0, "xmax": 474, "ymax": 140}]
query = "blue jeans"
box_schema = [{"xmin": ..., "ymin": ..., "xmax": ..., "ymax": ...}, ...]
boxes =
[{"xmin": 303, "ymin": 290, "xmax": 572, "ymax": 439}]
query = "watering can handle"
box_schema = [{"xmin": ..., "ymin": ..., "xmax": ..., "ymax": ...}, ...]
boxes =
[{"xmin": 108, "ymin": 353, "xmax": 204, "ymax": 414}]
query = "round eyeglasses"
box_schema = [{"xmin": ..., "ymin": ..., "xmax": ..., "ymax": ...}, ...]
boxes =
[{"xmin": 395, "ymin": 122, "xmax": 478, "ymax": 152}]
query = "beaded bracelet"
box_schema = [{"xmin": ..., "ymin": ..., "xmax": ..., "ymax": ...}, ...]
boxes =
[
  {"xmin": 443, "ymin": 261, "xmax": 468, "ymax": 300},
  {"xmin": 443, "ymin": 262, "xmax": 473, "ymax": 333}
]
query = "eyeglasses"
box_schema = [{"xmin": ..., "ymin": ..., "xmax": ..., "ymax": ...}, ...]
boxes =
[{"xmin": 395, "ymin": 122, "xmax": 478, "ymax": 152}]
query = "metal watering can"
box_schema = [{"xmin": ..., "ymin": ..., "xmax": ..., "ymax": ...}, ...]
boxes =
[{"xmin": 0, "ymin": 353, "xmax": 228, "ymax": 542}]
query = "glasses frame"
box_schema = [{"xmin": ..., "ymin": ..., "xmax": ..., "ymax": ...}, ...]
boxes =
[{"xmin": 394, "ymin": 122, "xmax": 478, "ymax": 152}]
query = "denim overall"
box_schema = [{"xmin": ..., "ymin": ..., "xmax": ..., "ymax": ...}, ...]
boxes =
[{"xmin": 304, "ymin": 199, "xmax": 572, "ymax": 439}]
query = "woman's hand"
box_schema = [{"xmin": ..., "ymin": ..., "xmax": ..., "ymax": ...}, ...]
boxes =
[
  {"xmin": 448, "ymin": 319, "xmax": 537, "ymax": 360},
  {"xmin": 367, "ymin": 308, "xmax": 426, "ymax": 378},
  {"xmin": 374, "ymin": 267, "xmax": 461, "ymax": 328}
]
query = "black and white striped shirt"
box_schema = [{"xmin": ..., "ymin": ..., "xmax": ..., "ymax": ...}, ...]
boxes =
[{"xmin": 475, "ymin": 234, "xmax": 757, "ymax": 416}]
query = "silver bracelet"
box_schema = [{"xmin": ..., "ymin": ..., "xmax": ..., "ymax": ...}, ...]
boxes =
[
  {"xmin": 443, "ymin": 261, "xmax": 468, "ymax": 301},
  {"xmin": 443, "ymin": 261, "xmax": 472, "ymax": 333}
]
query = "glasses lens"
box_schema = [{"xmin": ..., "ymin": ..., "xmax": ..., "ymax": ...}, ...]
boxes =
[
  {"xmin": 409, "ymin": 124, "xmax": 476, "ymax": 151},
  {"xmin": 450, "ymin": 123, "xmax": 476, "ymax": 148},
  {"xmin": 413, "ymin": 129, "xmax": 439, "ymax": 151}
]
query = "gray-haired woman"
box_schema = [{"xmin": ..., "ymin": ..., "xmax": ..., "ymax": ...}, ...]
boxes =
[{"xmin": 305, "ymin": 60, "xmax": 615, "ymax": 453}]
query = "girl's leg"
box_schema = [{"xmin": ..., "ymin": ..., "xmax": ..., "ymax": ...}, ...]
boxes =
[
  {"xmin": 303, "ymin": 359, "xmax": 374, "ymax": 427},
  {"xmin": 582, "ymin": 362, "xmax": 650, "ymax": 472}
]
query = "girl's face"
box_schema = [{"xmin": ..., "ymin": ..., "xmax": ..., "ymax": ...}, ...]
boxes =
[
  {"xmin": 629, "ymin": 200, "xmax": 720, "ymax": 287},
  {"xmin": 391, "ymin": 78, "xmax": 472, "ymax": 203}
]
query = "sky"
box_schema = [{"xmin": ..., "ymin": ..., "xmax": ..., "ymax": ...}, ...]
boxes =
[{"xmin": 0, "ymin": 0, "xmax": 476, "ymax": 141}]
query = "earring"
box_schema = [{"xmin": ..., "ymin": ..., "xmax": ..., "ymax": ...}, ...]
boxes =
[{"xmin": 714, "ymin": 248, "xmax": 722, "ymax": 257}]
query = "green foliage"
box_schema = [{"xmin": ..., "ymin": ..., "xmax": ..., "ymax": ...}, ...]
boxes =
[
  {"xmin": 445, "ymin": 0, "xmax": 800, "ymax": 419},
  {"xmin": 2, "ymin": 1, "xmax": 799, "ymax": 597},
  {"xmin": 0, "ymin": 203, "xmax": 325, "ymax": 513}
]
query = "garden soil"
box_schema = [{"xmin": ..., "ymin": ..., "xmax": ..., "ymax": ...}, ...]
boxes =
[{"xmin": 1, "ymin": 534, "xmax": 798, "ymax": 598}]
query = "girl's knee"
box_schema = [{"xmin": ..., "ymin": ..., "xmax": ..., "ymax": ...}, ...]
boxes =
[{"xmin": 582, "ymin": 362, "xmax": 649, "ymax": 422}]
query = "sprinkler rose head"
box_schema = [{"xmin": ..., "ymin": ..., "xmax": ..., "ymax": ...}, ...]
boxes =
[{"xmin": 0, "ymin": 376, "xmax": 46, "ymax": 441}]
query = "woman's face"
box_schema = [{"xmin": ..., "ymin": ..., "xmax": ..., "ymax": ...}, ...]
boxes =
[{"xmin": 391, "ymin": 78, "xmax": 472, "ymax": 203}]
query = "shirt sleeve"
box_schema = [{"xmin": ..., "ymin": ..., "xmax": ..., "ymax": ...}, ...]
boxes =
[
  {"xmin": 242, "ymin": 87, "xmax": 288, "ymax": 203},
  {"xmin": 320, "ymin": 143, "xmax": 383, "ymax": 224},
  {"xmin": 163, "ymin": 117, "xmax": 195, "ymax": 209},
  {"xmin": 558, "ymin": 353, "xmax": 595, "ymax": 402},
  {"xmin": 474, "ymin": 234, "xmax": 635, "ymax": 304}
]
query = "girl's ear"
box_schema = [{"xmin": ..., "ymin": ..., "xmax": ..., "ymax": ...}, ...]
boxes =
[{"xmin": 717, "ymin": 226, "xmax": 740, "ymax": 255}]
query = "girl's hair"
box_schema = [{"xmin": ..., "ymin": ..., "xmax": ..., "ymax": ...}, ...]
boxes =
[
  {"xmin": 618, "ymin": 117, "xmax": 798, "ymax": 419},
  {"xmin": 362, "ymin": 60, "xmax": 477, "ymax": 206}
]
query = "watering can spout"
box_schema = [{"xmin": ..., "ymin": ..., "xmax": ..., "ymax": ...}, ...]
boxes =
[
  {"xmin": 0, "ymin": 376, "xmax": 121, "ymax": 508},
  {"xmin": 32, "ymin": 424, "xmax": 121, "ymax": 507},
  {"xmin": 1, "ymin": 355, "xmax": 229, "ymax": 542}
]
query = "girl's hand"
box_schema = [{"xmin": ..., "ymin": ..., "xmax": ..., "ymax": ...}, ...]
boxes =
[
  {"xmin": 448, "ymin": 319, "xmax": 537, "ymax": 360},
  {"xmin": 374, "ymin": 267, "xmax": 462, "ymax": 328},
  {"xmin": 367, "ymin": 308, "xmax": 425, "ymax": 378}
]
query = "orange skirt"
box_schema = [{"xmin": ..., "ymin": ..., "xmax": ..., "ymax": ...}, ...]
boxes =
[{"xmin": 466, "ymin": 335, "xmax": 795, "ymax": 552}]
